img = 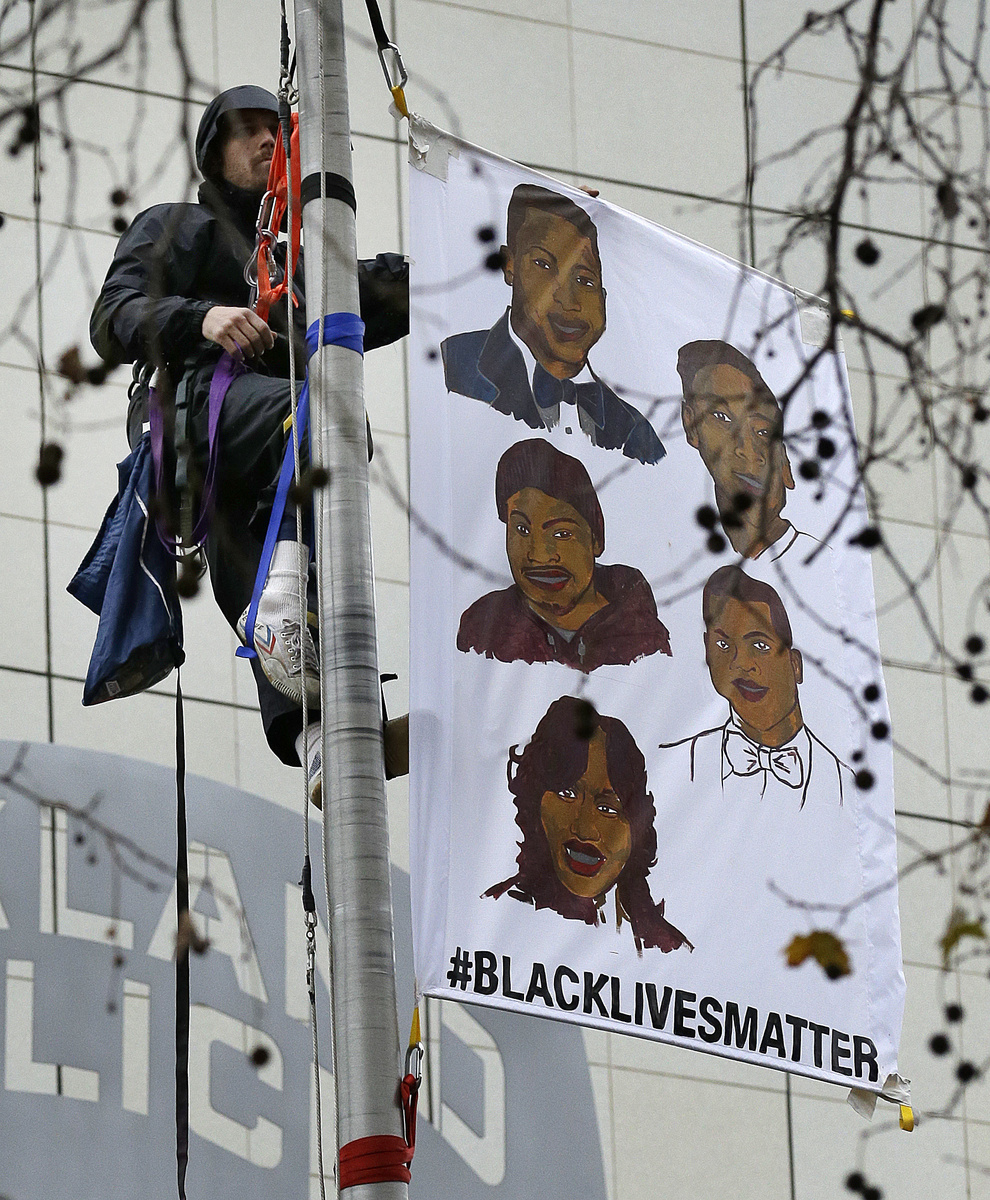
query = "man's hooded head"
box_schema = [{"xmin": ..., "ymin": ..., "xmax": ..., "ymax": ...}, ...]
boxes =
[
  {"xmin": 196, "ymin": 85, "xmax": 279, "ymax": 191},
  {"xmin": 501, "ymin": 185, "xmax": 606, "ymax": 380}
]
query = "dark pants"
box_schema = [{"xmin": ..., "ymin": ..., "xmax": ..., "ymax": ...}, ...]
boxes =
[{"xmin": 188, "ymin": 363, "xmax": 311, "ymax": 766}]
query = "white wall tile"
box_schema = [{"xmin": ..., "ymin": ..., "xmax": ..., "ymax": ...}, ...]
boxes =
[
  {"xmin": 848, "ymin": 367, "xmax": 938, "ymax": 532},
  {"xmin": 571, "ymin": 0, "xmax": 742, "ymax": 59},
  {"xmin": 46, "ymin": 521, "xmax": 104, "ymax": 682},
  {"xmin": 749, "ymin": 69, "xmax": 926, "ymax": 239},
  {"xmin": 406, "ymin": 0, "xmax": 570, "ymax": 24},
  {"xmin": 354, "ymin": 133, "xmax": 403, "ymax": 253},
  {"xmin": 898, "ymin": 961, "xmax": 965, "ymax": 1109},
  {"xmin": 571, "ymin": 32, "xmax": 746, "ymax": 199},
  {"xmin": 884, "ymin": 664, "xmax": 949, "ymax": 818},
  {"xmin": 34, "ymin": 0, "xmax": 216, "ymax": 98},
  {"xmin": 232, "ymin": 704, "xmax": 301, "ymax": 809},
  {"xmin": 370, "ymin": 429, "xmax": 410, "ymax": 583},
  {"xmin": 375, "ymin": 578, "xmax": 410, "ymax": 706},
  {"xmin": 744, "ymin": 0, "xmax": 922, "ymax": 85},
  {"xmin": 948, "ymin": 974, "xmax": 990, "ymax": 1124},
  {"xmin": 581, "ymin": 179, "xmax": 752, "ymax": 266},
  {"xmin": 52, "ymin": 676, "xmax": 238, "ymax": 786},
  {"xmin": 610, "ymin": 1070, "xmax": 791, "ymax": 1200},
  {"xmin": 5, "ymin": 2, "xmax": 990, "ymax": 1194},
  {"xmin": 0, "ymin": 364, "xmax": 46, "ymax": 522},
  {"xmin": 937, "ymin": 530, "xmax": 990, "ymax": 673},
  {"xmin": 586, "ymin": 1062, "xmax": 617, "ymax": 1200},
  {"xmin": 0, "ymin": 516, "xmax": 49, "ymax": 673},
  {"xmin": 791, "ymin": 1089, "xmax": 968, "ymax": 1200},
  {"xmin": 399, "ymin": 0, "xmax": 575, "ymax": 168},
  {"xmin": 959, "ymin": 1119, "xmax": 990, "ymax": 1198},
  {"xmin": 0, "ymin": 669, "xmax": 51, "ymax": 743},
  {"xmin": 897, "ymin": 828, "xmax": 958, "ymax": 972},
  {"xmin": 45, "ymin": 378, "xmax": 132, "ymax": 533},
  {"xmin": 4, "ymin": 85, "xmax": 203, "ymax": 227},
  {"xmin": 168, "ymin": 583, "xmax": 242, "ymax": 707},
  {"xmin": 366, "ymin": 339, "xmax": 409, "ymax": 437},
  {"xmin": 872, "ymin": 520, "xmax": 944, "ymax": 669}
]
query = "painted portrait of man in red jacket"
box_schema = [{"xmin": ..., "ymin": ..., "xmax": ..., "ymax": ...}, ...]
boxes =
[{"xmin": 456, "ymin": 439, "xmax": 671, "ymax": 672}]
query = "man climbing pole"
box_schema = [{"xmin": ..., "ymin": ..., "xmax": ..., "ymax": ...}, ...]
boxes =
[{"xmin": 90, "ymin": 84, "xmax": 410, "ymax": 792}]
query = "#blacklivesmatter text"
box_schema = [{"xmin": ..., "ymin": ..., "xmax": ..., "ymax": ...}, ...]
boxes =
[{"xmin": 446, "ymin": 947, "xmax": 879, "ymax": 1083}]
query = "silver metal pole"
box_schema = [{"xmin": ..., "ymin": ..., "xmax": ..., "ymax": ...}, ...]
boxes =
[{"xmin": 292, "ymin": 2, "xmax": 407, "ymax": 1197}]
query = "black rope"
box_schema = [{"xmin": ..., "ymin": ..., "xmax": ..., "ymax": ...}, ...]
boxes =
[
  {"xmin": 174, "ymin": 673, "xmax": 190, "ymax": 1200},
  {"xmin": 300, "ymin": 171, "xmax": 357, "ymax": 213}
]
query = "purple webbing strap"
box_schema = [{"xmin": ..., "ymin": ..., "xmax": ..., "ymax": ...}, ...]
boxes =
[{"xmin": 149, "ymin": 351, "xmax": 245, "ymax": 554}]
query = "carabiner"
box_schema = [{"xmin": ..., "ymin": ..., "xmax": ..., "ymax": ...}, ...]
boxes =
[
  {"xmin": 404, "ymin": 1040, "xmax": 423, "ymax": 1083},
  {"xmin": 377, "ymin": 41, "xmax": 408, "ymax": 92}
]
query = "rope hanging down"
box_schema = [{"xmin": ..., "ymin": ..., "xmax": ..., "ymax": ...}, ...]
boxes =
[{"xmin": 252, "ymin": 112, "xmax": 302, "ymax": 322}]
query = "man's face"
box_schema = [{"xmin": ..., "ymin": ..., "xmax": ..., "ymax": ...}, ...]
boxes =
[
  {"xmin": 704, "ymin": 595, "xmax": 803, "ymax": 744},
  {"xmin": 503, "ymin": 210, "xmax": 606, "ymax": 380},
  {"xmin": 505, "ymin": 487, "xmax": 601, "ymax": 622},
  {"xmin": 682, "ymin": 363, "xmax": 794, "ymax": 515},
  {"xmin": 220, "ymin": 108, "xmax": 278, "ymax": 192},
  {"xmin": 540, "ymin": 729, "xmax": 632, "ymax": 900}
]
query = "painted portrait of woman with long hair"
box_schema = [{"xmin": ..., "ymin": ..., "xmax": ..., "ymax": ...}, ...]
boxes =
[{"xmin": 485, "ymin": 696, "xmax": 692, "ymax": 954}]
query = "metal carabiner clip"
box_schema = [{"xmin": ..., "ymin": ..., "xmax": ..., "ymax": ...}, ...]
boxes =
[
  {"xmin": 377, "ymin": 40, "xmax": 408, "ymax": 93},
  {"xmin": 404, "ymin": 1040, "xmax": 423, "ymax": 1083}
]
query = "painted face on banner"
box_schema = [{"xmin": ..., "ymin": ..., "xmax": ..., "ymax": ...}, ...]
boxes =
[
  {"xmin": 506, "ymin": 487, "xmax": 601, "ymax": 623},
  {"xmin": 540, "ymin": 729, "xmax": 632, "ymax": 899},
  {"xmin": 504, "ymin": 210, "xmax": 606, "ymax": 379},
  {"xmin": 704, "ymin": 596, "xmax": 804, "ymax": 747},
  {"xmin": 683, "ymin": 363, "xmax": 795, "ymax": 518}
]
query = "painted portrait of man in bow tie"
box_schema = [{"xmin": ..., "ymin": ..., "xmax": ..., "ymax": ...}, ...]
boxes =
[
  {"xmin": 440, "ymin": 184, "xmax": 665, "ymax": 465},
  {"xmin": 661, "ymin": 566, "xmax": 852, "ymax": 808}
]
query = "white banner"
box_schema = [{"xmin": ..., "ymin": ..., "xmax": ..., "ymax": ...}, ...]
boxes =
[{"xmin": 407, "ymin": 123, "xmax": 905, "ymax": 1094}]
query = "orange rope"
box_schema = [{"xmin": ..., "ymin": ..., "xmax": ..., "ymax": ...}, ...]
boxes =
[{"xmin": 255, "ymin": 112, "xmax": 301, "ymax": 322}]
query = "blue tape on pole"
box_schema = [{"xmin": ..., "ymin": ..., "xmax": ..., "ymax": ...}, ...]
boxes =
[
  {"xmin": 308, "ymin": 312, "xmax": 366, "ymax": 356},
  {"xmin": 236, "ymin": 312, "xmax": 367, "ymax": 662}
]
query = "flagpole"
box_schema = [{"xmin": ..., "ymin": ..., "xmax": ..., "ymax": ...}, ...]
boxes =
[{"xmin": 292, "ymin": 1, "xmax": 408, "ymax": 1196}]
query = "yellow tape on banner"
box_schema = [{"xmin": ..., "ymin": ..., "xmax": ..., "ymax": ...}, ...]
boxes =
[
  {"xmin": 408, "ymin": 1004, "xmax": 421, "ymax": 1048},
  {"xmin": 391, "ymin": 85, "xmax": 410, "ymax": 119},
  {"xmin": 899, "ymin": 1105, "xmax": 915, "ymax": 1132}
]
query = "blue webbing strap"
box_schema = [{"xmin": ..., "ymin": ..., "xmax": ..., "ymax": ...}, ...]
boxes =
[{"xmin": 236, "ymin": 313, "xmax": 366, "ymax": 661}]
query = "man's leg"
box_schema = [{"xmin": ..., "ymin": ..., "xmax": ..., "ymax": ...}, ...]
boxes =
[{"xmin": 190, "ymin": 365, "xmax": 315, "ymax": 764}]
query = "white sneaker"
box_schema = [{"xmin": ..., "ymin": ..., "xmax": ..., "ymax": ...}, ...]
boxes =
[
  {"xmin": 295, "ymin": 721, "xmax": 322, "ymax": 808},
  {"xmin": 237, "ymin": 606, "xmax": 320, "ymax": 706}
]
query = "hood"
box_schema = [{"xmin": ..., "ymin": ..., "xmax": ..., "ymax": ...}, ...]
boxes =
[{"xmin": 195, "ymin": 85, "xmax": 278, "ymax": 178}]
